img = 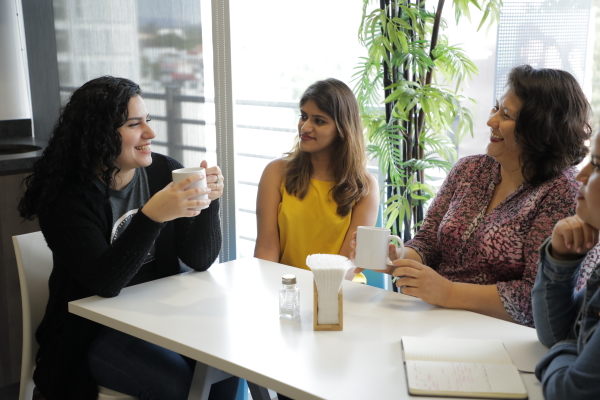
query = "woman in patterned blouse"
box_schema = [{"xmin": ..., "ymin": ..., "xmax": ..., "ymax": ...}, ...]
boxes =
[{"xmin": 353, "ymin": 65, "xmax": 593, "ymax": 326}]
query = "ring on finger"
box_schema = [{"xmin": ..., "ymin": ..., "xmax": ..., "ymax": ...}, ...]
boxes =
[{"xmin": 216, "ymin": 179, "xmax": 221, "ymax": 184}]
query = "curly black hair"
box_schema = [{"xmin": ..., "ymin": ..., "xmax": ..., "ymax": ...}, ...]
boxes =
[
  {"xmin": 507, "ymin": 65, "xmax": 591, "ymax": 186},
  {"xmin": 19, "ymin": 76, "xmax": 141, "ymax": 220}
]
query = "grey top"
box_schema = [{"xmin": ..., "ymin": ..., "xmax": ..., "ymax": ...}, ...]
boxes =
[{"xmin": 95, "ymin": 168, "xmax": 156, "ymax": 282}]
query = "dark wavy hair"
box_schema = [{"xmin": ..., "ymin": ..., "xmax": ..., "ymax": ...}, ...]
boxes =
[
  {"xmin": 19, "ymin": 76, "xmax": 141, "ymax": 220},
  {"xmin": 284, "ymin": 78, "xmax": 371, "ymax": 216},
  {"xmin": 507, "ymin": 65, "xmax": 591, "ymax": 186}
]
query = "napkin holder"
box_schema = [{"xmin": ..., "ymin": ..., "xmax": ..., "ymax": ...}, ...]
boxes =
[{"xmin": 313, "ymin": 281, "xmax": 343, "ymax": 331}]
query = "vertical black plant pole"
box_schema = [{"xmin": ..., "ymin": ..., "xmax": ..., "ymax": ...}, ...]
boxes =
[
  {"xmin": 402, "ymin": 0, "xmax": 413, "ymax": 242},
  {"xmin": 414, "ymin": 0, "xmax": 444, "ymax": 227},
  {"xmin": 394, "ymin": 0, "xmax": 445, "ymax": 239},
  {"xmin": 381, "ymin": 0, "xmax": 398, "ymax": 235},
  {"xmin": 416, "ymin": 0, "xmax": 445, "ymax": 160}
]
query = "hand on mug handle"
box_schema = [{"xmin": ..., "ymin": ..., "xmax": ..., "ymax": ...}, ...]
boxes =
[
  {"xmin": 388, "ymin": 235, "xmax": 404, "ymax": 261},
  {"xmin": 201, "ymin": 160, "xmax": 225, "ymax": 201}
]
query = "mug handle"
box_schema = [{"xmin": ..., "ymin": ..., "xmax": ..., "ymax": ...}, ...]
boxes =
[{"xmin": 386, "ymin": 235, "xmax": 404, "ymax": 266}]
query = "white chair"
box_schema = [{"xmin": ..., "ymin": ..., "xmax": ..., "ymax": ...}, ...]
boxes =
[{"xmin": 13, "ymin": 231, "xmax": 137, "ymax": 400}]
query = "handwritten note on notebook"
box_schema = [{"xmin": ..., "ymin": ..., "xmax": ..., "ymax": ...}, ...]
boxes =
[{"xmin": 401, "ymin": 337, "xmax": 528, "ymax": 399}]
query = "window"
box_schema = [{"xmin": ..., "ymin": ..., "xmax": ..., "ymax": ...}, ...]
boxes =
[
  {"xmin": 229, "ymin": 0, "xmax": 375, "ymax": 258},
  {"xmin": 49, "ymin": 0, "xmax": 597, "ymax": 262},
  {"xmin": 53, "ymin": 0, "xmax": 214, "ymax": 167}
]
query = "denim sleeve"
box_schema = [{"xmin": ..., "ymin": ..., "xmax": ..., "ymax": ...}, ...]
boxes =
[
  {"xmin": 531, "ymin": 237, "xmax": 585, "ymax": 347},
  {"xmin": 535, "ymin": 328, "xmax": 600, "ymax": 400}
]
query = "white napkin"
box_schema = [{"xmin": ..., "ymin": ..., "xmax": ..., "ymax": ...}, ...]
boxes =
[{"xmin": 306, "ymin": 254, "xmax": 352, "ymax": 324}]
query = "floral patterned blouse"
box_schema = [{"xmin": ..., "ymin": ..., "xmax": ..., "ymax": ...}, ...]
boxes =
[{"xmin": 405, "ymin": 154, "xmax": 582, "ymax": 327}]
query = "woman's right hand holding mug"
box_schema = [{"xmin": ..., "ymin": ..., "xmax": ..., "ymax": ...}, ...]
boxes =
[{"xmin": 142, "ymin": 174, "xmax": 211, "ymax": 223}]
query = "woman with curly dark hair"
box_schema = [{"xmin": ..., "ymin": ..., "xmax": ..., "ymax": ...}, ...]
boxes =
[
  {"xmin": 19, "ymin": 76, "xmax": 238, "ymax": 400},
  {"xmin": 353, "ymin": 65, "xmax": 593, "ymax": 327}
]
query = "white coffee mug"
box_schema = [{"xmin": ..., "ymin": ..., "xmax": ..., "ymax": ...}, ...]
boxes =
[
  {"xmin": 172, "ymin": 167, "xmax": 209, "ymax": 210},
  {"xmin": 354, "ymin": 226, "xmax": 404, "ymax": 270}
]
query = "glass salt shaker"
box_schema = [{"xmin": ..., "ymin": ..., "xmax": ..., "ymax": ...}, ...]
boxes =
[{"xmin": 279, "ymin": 274, "xmax": 300, "ymax": 319}]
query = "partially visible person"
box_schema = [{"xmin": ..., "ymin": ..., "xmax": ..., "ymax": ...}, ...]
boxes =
[
  {"xmin": 18, "ymin": 76, "xmax": 237, "ymax": 400},
  {"xmin": 254, "ymin": 78, "xmax": 379, "ymax": 279},
  {"xmin": 532, "ymin": 131, "xmax": 600, "ymax": 400},
  {"xmin": 353, "ymin": 65, "xmax": 592, "ymax": 326}
]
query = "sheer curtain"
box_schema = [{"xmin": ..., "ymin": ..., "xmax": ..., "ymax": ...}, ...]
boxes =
[{"xmin": 494, "ymin": 0, "xmax": 592, "ymax": 100}]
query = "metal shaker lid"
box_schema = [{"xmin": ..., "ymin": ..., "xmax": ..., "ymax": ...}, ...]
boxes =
[{"xmin": 282, "ymin": 274, "xmax": 296, "ymax": 284}]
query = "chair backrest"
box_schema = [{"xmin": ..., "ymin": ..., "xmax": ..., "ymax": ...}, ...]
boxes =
[
  {"xmin": 13, "ymin": 231, "xmax": 53, "ymax": 400},
  {"xmin": 13, "ymin": 232, "xmax": 139, "ymax": 400}
]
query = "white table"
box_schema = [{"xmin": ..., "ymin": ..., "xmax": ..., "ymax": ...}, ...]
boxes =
[{"xmin": 69, "ymin": 257, "xmax": 547, "ymax": 400}]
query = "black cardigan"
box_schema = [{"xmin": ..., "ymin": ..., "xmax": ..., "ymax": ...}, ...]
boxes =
[{"xmin": 33, "ymin": 153, "xmax": 221, "ymax": 400}]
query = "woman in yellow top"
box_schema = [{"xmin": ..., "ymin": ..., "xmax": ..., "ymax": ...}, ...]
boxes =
[{"xmin": 254, "ymin": 78, "xmax": 379, "ymax": 276}]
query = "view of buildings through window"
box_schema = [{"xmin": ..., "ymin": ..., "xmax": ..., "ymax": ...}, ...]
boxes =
[
  {"xmin": 51, "ymin": 0, "xmax": 598, "ymax": 260},
  {"xmin": 53, "ymin": 0, "xmax": 213, "ymax": 171}
]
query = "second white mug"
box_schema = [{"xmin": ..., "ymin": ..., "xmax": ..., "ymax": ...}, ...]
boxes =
[
  {"xmin": 172, "ymin": 167, "xmax": 209, "ymax": 210},
  {"xmin": 354, "ymin": 226, "xmax": 404, "ymax": 270}
]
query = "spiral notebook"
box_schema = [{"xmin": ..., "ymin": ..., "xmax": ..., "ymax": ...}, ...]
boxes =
[{"xmin": 401, "ymin": 336, "xmax": 528, "ymax": 399}]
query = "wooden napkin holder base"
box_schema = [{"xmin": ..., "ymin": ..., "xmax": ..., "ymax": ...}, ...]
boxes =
[{"xmin": 313, "ymin": 281, "xmax": 343, "ymax": 331}]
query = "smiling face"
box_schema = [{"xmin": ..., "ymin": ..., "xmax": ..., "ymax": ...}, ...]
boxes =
[
  {"xmin": 486, "ymin": 90, "xmax": 523, "ymax": 169},
  {"xmin": 114, "ymin": 95, "xmax": 156, "ymax": 186},
  {"xmin": 297, "ymin": 100, "xmax": 339, "ymax": 156},
  {"xmin": 576, "ymin": 134, "xmax": 600, "ymax": 229}
]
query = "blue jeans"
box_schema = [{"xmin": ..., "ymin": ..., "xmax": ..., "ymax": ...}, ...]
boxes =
[{"xmin": 88, "ymin": 327, "xmax": 239, "ymax": 400}]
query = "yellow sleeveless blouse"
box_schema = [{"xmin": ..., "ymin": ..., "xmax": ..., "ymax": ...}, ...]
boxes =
[{"xmin": 278, "ymin": 180, "xmax": 352, "ymax": 270}]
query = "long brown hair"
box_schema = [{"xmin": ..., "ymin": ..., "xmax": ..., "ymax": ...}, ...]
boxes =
[
  {"xmin": 284, "ymin": 78, "xmax": 371, "ymax": 216},
  {"xmin": 19, "ymin": 76, "xmax": 141, "ymax": 220}
]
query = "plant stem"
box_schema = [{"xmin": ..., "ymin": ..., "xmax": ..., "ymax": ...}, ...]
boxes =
[
  {"xmin": 428, "ymin": 0, "xmax": 445, "ymax": 81},
  {"xmin": 416, "ymin": 0, "xmax": 445, "ymax": 177}
]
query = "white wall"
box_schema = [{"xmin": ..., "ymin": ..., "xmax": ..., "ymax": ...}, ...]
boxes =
[{"xmin": 0, "ymin": 0, "xmax": 31, "ymax": 121}]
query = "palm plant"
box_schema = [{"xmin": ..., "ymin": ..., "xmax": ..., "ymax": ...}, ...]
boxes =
[{"xmin": 354, "ymin": 0, "xmax": 501, "ymax": 240}]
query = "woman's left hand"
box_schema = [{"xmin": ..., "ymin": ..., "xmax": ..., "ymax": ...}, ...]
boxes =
[
  {"xmin": 200, "ymin": 160, "xmax": 224, "ymax": 201},
  {"xmin": 392, "ymin": 259, "xmax": 454, "ymax": 307},
  {"xmin": 200, "ymin": 160, "xmax": 225, "ymax": 200}
]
